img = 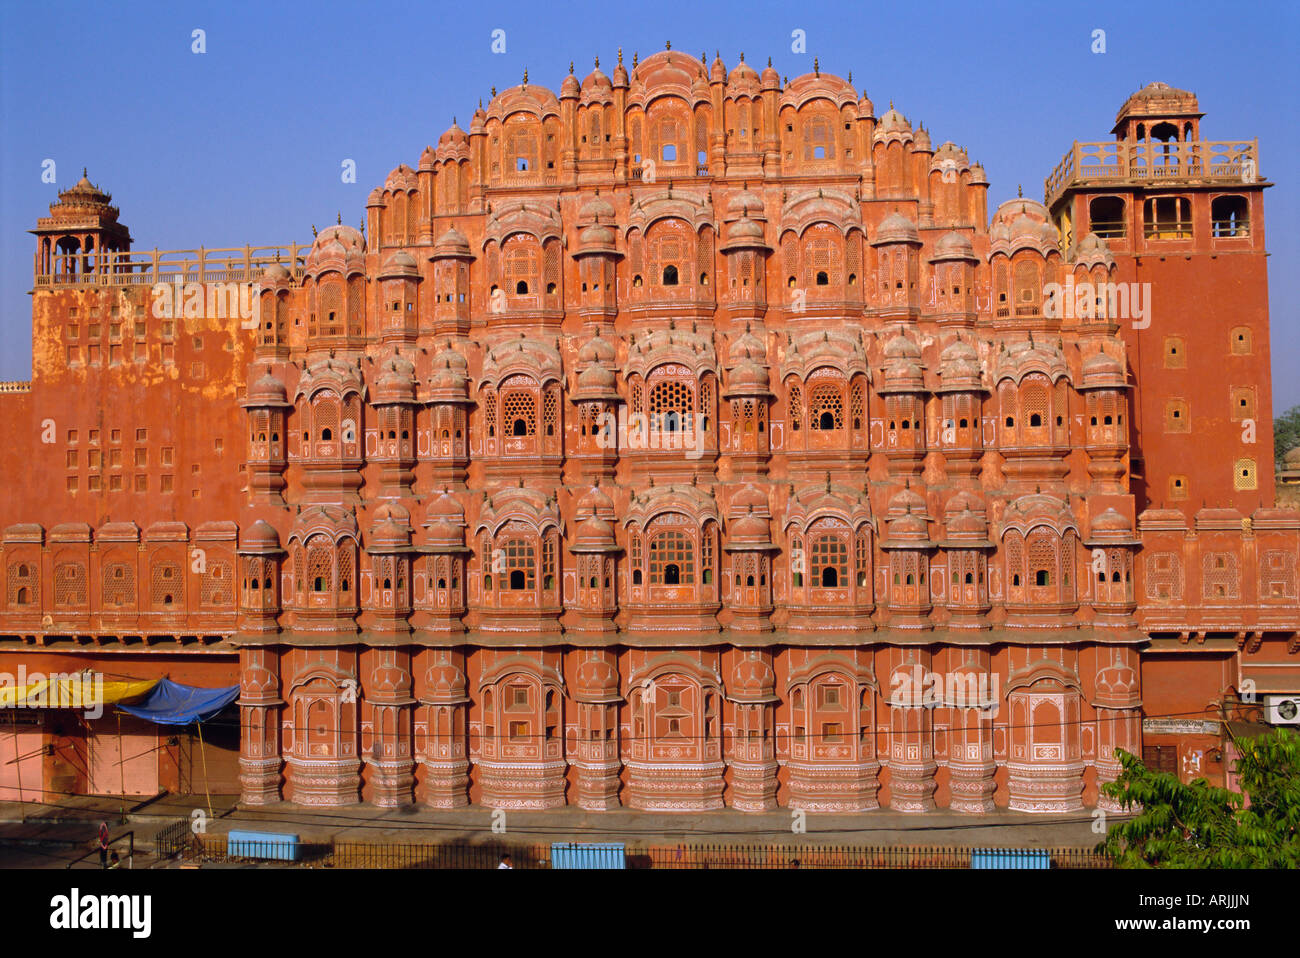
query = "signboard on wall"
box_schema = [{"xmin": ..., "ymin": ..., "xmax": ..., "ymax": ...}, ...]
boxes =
[{"xmin": 1142, "ymin": 719, "xmax": 1221, "ymax": 735}]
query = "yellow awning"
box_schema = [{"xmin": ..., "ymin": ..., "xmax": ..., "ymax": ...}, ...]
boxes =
[{"xmin": 0, "ymin": 676, "xmax": 158, "ymax": 709}]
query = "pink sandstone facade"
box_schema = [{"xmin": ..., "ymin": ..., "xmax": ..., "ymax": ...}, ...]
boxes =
[{"xmin": 0, "ymin": 53, "xmax": 1294, "ymax": 813}]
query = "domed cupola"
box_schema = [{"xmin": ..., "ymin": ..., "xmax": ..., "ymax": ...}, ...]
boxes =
[
  {"xmin": 567, "ymin": 482, "xmax": 620, "ymax": 634},
  {"xmin": 727, "ymin": 53, "xmax": 760, "ymax": 95},
  {"xmin": 433, "ymin": 227, "xmax": 471, "ymax": 259},
  {"xmin": 246, "ymin": 366, "xmax": 290, "ymax": 407},
  {"xmin": 876, "ymin": 330, "xmax": 927, "ymax": 475},
  {"xmin": 936, "ymin": 335, "xmax": 982, "ymax": 392},
  {"xmin": 943, "ymin": 492, "xmax": 991, "ymax": 545},
  {"xmin": 572, "ymin": 333, "xmax": 620, "ymax": 402},
  {"xmin": 874, "ymin": 104, "xmax": 914, "ymax": 144},
  {"xmin": 429, "ymin": 226, "xmax": 474, "ymax": 334},
  {"xmin": 304, "ymin": 223, "xmax": 365, "ymax": 278},
  {"xmin": 423, "ymin": 490, "xmax": 467, "ymax": 548},
  {"xmin": 419, "ymin": 492, "xmax": 468, "ymax": 634},
  {"xmin": 720, "ymin": 326, "xmax": 773, "ymax": 472},
  {"xmin": 372, "ymin": 352, "xmax": 418, "ymax": 405},
  {"xmin": 560, "ymin": 61, "xmax": 580, "ymax": 99},
  {"xmin": 581, "ymin": 59, "xmax": 613, "ymax": 102},
  {"xmin": 422, "ymin": 346, "xmax": 472, "ymax": 487},
  {"xmin": 242, "ymin": 366, "xmax": 293, "ymax": 502},
  {"xmin": 725, "ymin": 484, "xmax": 777, "ymax": 632},
  {"xmin": 423, "ymin": 651, "xmax": 469, "ymax": 704},
  {"xmin": 572, "ymin": 484, "xmax": 619, "ymax": 554},
  {"xmin": 570, "ymin": 333, "xmax": 622, "ymax": 478},
  {"xmin": 1071, "ymin": 232, "xmax": 1115, "ymax": 270},
  {"xmin": 880, "ymin": 485, "xmax": 934, "ymax": 628},
  {"xmin": 437, "ymin": 119, "xmax": 469, "ymax": 155},
  {"xmin": 931, "ymin": 230, "xmax": 977, "ymax": 263},
  {"xmin": 710, "ymin": 50, "xmax": 727, "ymax": 83},
  {"xmin": 370, "ymin": 502, "xmax": 414, "ymax": 553},
  {"xmin": 880, "ymin": 329, "xmax": 925, "ymax": 392},
  {"xmin": 728, "ymin": 651, "xmax": 777, "ymax": 703},
  {"xmin": 874, "ymin": 211, "xmax": 921, "ymax": 246}
]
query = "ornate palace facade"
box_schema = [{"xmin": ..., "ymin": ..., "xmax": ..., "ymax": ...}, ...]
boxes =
[{"xmin": 2, "ymin": 54, "xmax": 1294, "ymax": 813}]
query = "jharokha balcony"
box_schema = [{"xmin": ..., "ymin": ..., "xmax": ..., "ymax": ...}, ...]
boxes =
[{"xmin": 1043, "ymin": 139, "xmax": 1260, "ymax": 208}]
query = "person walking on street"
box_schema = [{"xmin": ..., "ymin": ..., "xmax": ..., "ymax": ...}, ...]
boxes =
[{"xmin": 97, "ymin": 822, "xmax": 110, "ymax": 870}]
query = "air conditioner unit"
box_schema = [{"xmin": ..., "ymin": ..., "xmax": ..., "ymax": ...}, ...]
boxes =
[{"xmin": 1263, "ymin": 695, "xmax": 1300, "ymax": 726}]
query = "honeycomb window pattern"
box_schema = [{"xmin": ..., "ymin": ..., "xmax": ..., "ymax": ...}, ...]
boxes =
[
  {"xmin": 501, "ymin": 391, "xmax": 537, "ymax": 437},
  {"xmin": 54, "ymin": 562, "xmax": 88, "ymax": 607},
  {"xmin": 808, "ymin": 382, "xmax": 845, "ymax": 430},
  {"xmin": 151, "ymin": 562, "xmax": 182, "ymax": 607},
  {"xmin": 102, "ymin": 563, "xmax": 134, "ymax": 606},
  {"xmin": 649, "ymin": 379, "xmax": 695, "ymax": 428}
]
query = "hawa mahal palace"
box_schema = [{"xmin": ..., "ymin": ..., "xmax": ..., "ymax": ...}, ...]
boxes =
[{"xmin": 0, "ymin": 50, "xmax": 1292, "ymax": 814}]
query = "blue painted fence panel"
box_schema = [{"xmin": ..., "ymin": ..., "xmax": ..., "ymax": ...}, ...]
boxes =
[
  {"xmin": 227, "ymin": 829, "xmax": 302, "ymax": 861},
  {"xmin": 970, "ymin": 848, "xmax": 1050, "ymax": 869},
  {"xmin": 550, "ymin": 842, "xmax": 626, "ymax": 869}
]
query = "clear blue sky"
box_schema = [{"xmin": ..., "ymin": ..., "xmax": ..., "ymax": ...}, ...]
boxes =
[{"xmin": 2, "ymin": 0, "xmax": 1297, "ymax": 408}]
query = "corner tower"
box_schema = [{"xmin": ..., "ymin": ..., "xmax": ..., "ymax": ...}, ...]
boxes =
[
  {"xmin": 31, "ymin": 171, "xmax": 132, "ymax": 284},
  {"xmin": 1045, "ymin": 82, "xmax": 1272, "ymax": 513}
]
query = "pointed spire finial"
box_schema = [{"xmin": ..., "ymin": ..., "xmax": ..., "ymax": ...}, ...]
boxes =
[
  {"xmin": 767, "ymin": 56, "xmax": 772, "ymax": 67},
  {"xmin": 336, "ymin": 211, "xmax": 341, "ymax": 225},
  {"xmin": 522, "ymin": 67, "xmax": 528, "ymax": 85},
  {"xmin": 847, "ymin": 70, "xmax": 852, "ymax": 83},
  {"xmin": 665, "ymin": 40, "xmax": 671, "ymax": 50},
  {"xmin": 491, "ymin": 86, "xmax": 497, "ymax": 97},
  {"xmin": 1018, "ymin": 183, "xmax": 1023, "ymax": 198},
  {"xmin": 633, "ymin": 51, "xmax": 639, "ymax": 68},
  {"xmin": 813, "ymin": 57, "xmax": 819, "ymax": 75},
  {"xmin": 569, "ymin": 61, "xmax": 574, "ymax": 74},
  {"xmin": 618, "ymin": 48, "xmax": 624, "ymax": 65},
  {"xmin": 740, "ymin": 51, "xmax": 745, "ymax": 62},
  {"xmin": 594, "ymin": 56, "xmax": 599, "ymax": 69}
]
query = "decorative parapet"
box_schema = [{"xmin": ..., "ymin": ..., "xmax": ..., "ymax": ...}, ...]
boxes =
[
  {"xmin": 1045, "ymin": 139, "xmax": 1260, "ymax": 208},
  {"xmin": 34, "ymin": 244, "xmax": 309, "ymax": 289}
]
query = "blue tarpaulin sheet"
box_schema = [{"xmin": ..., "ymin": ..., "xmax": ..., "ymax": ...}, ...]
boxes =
[{"xmin": 118, "ymin": 678, "xmax": 239, "ymax": 725}]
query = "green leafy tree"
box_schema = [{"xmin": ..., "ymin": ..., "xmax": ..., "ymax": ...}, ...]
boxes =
[
  {"xmin": 1276, "ymin": 404, "xmax": 1300, "ymax": 466},
  {"xmin": 1099, "ymin": 727, "xmax": 1300, "ymax": 867}
]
